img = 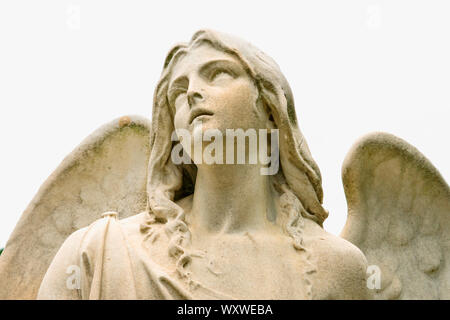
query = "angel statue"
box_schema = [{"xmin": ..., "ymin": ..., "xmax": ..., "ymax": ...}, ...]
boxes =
[{"xmin": 0, "ymin": 30, "xmax": 448, "ymax": 300}]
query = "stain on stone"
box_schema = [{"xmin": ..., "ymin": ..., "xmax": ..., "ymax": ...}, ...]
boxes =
[{"xmin": 119, "ymin": 116, "xmax": 131, "ymax": 128}]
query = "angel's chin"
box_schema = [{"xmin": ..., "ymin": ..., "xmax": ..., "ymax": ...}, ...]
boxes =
[
  {"xmin": 190, "ymin": 115, "xmax": 213, "ymax": 129},
  {"xmin": 191, "ymin": 117, "xmax": 223, "ymax": 134}
]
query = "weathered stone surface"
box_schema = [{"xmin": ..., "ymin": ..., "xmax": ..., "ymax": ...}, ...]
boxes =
[
  {"xmin": 0, "ymin": 116, "xmax": 151, "ymax": 299},
  {"xmin": 1, "ymin": 30, "xmax": 448, "ymax": 300},
  {"xmin": 341, "ymin": 132, "xmax": 450, "ymax": 299}
]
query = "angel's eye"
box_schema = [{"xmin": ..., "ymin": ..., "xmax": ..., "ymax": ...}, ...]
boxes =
[
  {"xmin": 210, "ymin": 68, "xmax": 234, "ymax": 83},
  {"xmin": 169, "ymin": 89, "xmax": 187, "ymax": 110},
  {"xmin": 174, "ymin": 92, "xmax": 186, "ymax": 107}
]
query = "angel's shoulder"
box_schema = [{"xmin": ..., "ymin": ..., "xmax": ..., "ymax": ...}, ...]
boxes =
[
  {"xmin": 118, "ymin": 211, "xmax": 152, "ymax": 231},
  {"xmin": 60, "ymin": 216, "xmax": 108, "ymax": 250},
  {"xmin": 303, "ymin": 220, "xmax": 371, "ymax": 299},
  {"xmin": 53, "ymin": 211, "xmax": 146, "ymax": 254},
  {"xmin": 309, "ymin": 224, "xmax": 366, "ymax": 266}
]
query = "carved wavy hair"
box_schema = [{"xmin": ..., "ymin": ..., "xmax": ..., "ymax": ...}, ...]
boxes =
[{"xmin": 142, "ymin": 29, "xmax": 328, "ymax": 298}]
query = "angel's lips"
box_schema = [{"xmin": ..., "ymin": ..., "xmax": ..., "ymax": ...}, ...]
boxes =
[{"xmin": 189, "ymin": 108, "xmax": 214, "ymax": 124}]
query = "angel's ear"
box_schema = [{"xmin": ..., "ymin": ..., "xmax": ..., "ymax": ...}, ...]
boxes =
[
  {"xmin": 258, "ymin": 96, "xmax": 276, "ymax": 130},
  {"xmin": 0, "ymin": 115, "xmax": 152, "ymax": 299}
]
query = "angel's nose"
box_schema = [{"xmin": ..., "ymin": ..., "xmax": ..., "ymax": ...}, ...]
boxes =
[
  {"xmin": 187, "ymin": 91, "xmax": 204, "ymax": 108},
  {"xmin": 186, "ymin": 77, "xmax": 205, "ymax": 108}
]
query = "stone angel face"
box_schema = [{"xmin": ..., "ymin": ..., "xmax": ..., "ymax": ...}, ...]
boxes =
[
  {"xmin": 168, "ymin": 42, "xmax": 274, "ymax": 168},
  {"xmin": 169, "ymin": 44, "xmax": 268, "ymax": 135},
  {"xmin": 0, "ymin": 30, "xmax": 448, "ymax": 300}
]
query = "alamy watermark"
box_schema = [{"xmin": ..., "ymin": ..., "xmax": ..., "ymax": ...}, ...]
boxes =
[
  {"xmin": 66, "ymin": 4, "xmax": 81, "ymax": 30},
  {"xmin": 366, "ymin": 4, "xmax": 382, "ymax": 30},
  {"xmin": 171, "ymin": 122, "xmax": 280, "ymax": 176},
  {"xmin": 366, "ymin": 265, "xmax": 381, "ymax": 290},
  {"xmin": 66, "ymin": 265, "xmax": 81, "ymax": 289}
]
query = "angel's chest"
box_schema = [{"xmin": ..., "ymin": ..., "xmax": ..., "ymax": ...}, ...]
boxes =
[
  {"xmin": 183, "ymin": 238, "xmax": 310, "ymax": 299},
  {"xmin": 140, "ymin": 229, "xmax": 314, "ymax": 299}
]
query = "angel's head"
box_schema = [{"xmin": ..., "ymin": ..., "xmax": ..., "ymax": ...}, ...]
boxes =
[
  {"xmin": 168, "ymin": 41, "xmax": 268, "ymax": 141},
  {"xmin": 145, "ymin": 29, "xmax": 328, "ymax": 278}
]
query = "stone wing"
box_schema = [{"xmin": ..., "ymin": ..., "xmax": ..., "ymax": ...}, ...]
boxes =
[
  {"xmin": 0, "ymin": 115, "xmax": 151, "ymax": 299},
  {"xmin": 341, "ymin": 132, "xmax": 449, "ymax": 299}
]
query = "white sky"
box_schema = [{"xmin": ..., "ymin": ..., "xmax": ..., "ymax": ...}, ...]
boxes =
[{"xmin": 0, "ymin": 0, "xmax": 449, "ymax": 247}]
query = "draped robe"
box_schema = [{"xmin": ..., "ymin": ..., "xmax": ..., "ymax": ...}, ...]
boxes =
[{"xmin": 38, "ymin": 213, "xmax": 242, "ymax": 299}]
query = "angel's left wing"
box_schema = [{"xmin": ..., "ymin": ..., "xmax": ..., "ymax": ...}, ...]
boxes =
[
  {"xmin": 340, "ymin": 132, "xmax": 449, "ymax": 300},
  {"xmin": 0, "ymin": 115, "xmax": 151, "ymax": 299}
]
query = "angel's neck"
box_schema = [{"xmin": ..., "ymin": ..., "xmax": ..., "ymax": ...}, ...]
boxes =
[{"xmin": 189, "ymin": 164, "xmax": 272, "ymax": 234}]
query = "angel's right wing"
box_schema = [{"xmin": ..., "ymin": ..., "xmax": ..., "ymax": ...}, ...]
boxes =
[
  {"xmin": 341, "ymin": 132, "xmax": 449, "ymax": 300},
  {"xmin": 0, "ymin": 115, "xmax": 151, "ymax": 299}
]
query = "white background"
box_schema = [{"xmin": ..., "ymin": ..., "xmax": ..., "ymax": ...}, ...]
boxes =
[{"xmin": 0, "ymin": 1, "xmax": 449, "ymax": 248}]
